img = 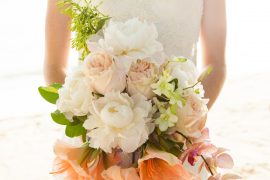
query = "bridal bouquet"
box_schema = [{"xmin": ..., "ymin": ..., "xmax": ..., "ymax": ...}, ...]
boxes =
[{"xmin": 39, "ymin": 1, "xmax": 240, "ymax": 179}]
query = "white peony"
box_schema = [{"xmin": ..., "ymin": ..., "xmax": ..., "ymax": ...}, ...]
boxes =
[
  {"xmin": 88, "ymin": 18, "xmax": 164, "ymax": 71},
  {"xmin": 166, "ymin": 57, "xmax": 199, "ymax": 88},
  {"xmin": 56, "ymin": 65, "xmax": 92, "ymax": 119},
  {"xmin": 83, "ymin": 92, "xmax": 154, "ymax": 153}
]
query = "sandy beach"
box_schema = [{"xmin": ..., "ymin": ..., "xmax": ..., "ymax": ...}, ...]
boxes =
[{"xmin": 0, "ymin": 0, "xmax": 270, "ymax": 179}]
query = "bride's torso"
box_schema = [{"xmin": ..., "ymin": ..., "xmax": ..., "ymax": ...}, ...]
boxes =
[{"xmin": 94, "ymin": 0, "xmax": 204, "ymax": 62}]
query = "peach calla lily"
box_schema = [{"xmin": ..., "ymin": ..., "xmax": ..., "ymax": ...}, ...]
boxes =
[
  {"xmin": 138, "ymin": 147, "xmax": 200, "ymax": 180},
  {"xmin": 51, "ymin": 140, "xmax": 106, "ymax": 180},
  {"xmin": 51, "ymin": 140, "xmax": 93, "ymax": 179},
  {"xmin": 102, "ymin": 166, "xmax": 140, "ymax": 180}
]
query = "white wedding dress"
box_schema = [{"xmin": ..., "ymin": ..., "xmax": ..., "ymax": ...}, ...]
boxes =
[
  {"xmin": 93, "ymin": 0, "xmax": 203, "ymax": 63},
  {"xmin": 92, "ymin": 0, "xmax": 208, "ymax": 179}
]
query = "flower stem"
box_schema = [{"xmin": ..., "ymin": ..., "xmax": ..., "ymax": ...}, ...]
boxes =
[
  {"xmin": 200, "ymin": 154, "xmax": 214, "ymax": 176},
  {"xmin": 176, "ymin": 131, "xmax": 214, "ymax": 176},
  {"xmin": 183, "ymin": 81, "xmax": 200, "ymax": 91}
]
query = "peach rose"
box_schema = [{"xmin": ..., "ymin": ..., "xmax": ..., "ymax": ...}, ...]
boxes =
[
  {"xmin": 84, "ymin": 52, "xmax": 126, "ymax": 95},
  {"xmin": 102, "ymin": 166, "xmax": 140, "ymax": 180},
  {"xmin": 176, "ymin": 93, "xmax": 209, "ymax": 138},
  {"xmin": 127, "ymin": 59, "xmax": 158, "ymax": 99}
]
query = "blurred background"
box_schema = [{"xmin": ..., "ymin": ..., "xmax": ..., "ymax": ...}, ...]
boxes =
[{"xmin": 0, "ymin": 0, "xmax": 269, "ymax": 179}]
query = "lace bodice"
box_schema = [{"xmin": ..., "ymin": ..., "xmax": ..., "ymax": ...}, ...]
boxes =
[{"xmin": 94, "ymin": 0, "xmax": 204, "ymax": 62}]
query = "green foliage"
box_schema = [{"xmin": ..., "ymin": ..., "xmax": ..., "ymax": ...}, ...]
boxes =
[
  {"xmin": 194, "ymin": 88, "xmax": 200, "ymax": 94},
  {"xmin": 174, "ymin": 57, "xmax": 187, "ymax": 63},
  {"xmin": 78, "ymin": 147, "xmax": 101, "ymax": 165},
  {"xmin": 57, "ymin": 0, "xmax": 110, "ymax": 60},
  {"xmin": 159, "ymin": 137, "xmax": 183, "ymax": 157},
  {"xmin": 65, "ymin": 115, "xmax": 87, "ymax": 138},
  {"xmin": 51, "ymin": 110, "xmax": 71, "ymax": 125},
  {"xmin": 156, "ymin": 95, "xmax": 170, "ymax": 102},
  {"xmin": 147, "ymin": 130, "xmax": 184, "ymax": 157},
  {"xmin": 170, "ymin": 104, "xmax": 177, "ymax": 115},
  {"xmin": 38, "ymin": 83, "xmax": 62, "ymax": 104},
  {"xmin": 169, "ymin": 78, "xmax": 178, "ymax": 90},
  {"xmin": 65, "ymin": 122, "xmax": 87, "ymax": 138},
  {"xmin": 51, "ymin": 110, "xmax": 87, "ymax": 139}
]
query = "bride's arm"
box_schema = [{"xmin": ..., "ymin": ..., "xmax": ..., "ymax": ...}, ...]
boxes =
[
  {"xmin": 44, "ymin": 0, "xmax": 71, "ymax": 85},
  {"xmin": 200, "ymin": 0, "xmax": 227, "ymax": 109}
]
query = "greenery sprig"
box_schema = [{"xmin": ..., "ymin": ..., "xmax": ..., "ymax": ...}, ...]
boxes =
[{"xmin": 57, "ymin": 0, "xmax": 110, "ymax": 60}]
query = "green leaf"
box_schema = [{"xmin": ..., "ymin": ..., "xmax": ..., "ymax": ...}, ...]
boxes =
[
  {"xmin": 51, "ymin": 83, "xmax": 63, "ymax": 89},
  {"xmin": 175, "ymin": 57, "xmax": 187, "ymax": 62},
  {"xmin": 169, "ymin": 78, "xmax": 178, "ymax": 90},
  {"xmin": 159, "ymin": 136, "xmax": 175, "ymax": 152},
  {"xmin": 38, "ymin": 83, "xmax": 62, "ymax": 104},
  {"xmin": 96, "ymin": 17, "xmax": 110, "ymax": 32},
  {"xmin": 65, "ymin": 122, "xmax": 87, "ymax": 138},
  {"xmin": 73, "ymin": 115, "xmax": 88, "ymax": 122},
  {"xmin": 77, "ymin": 147, "xmax": 101, "ymax": 165},
  {"xmin": 170, "ymin": 104, "xmax": 177, "ymax": 115},
  {"xmin": 159, "ymin": 136, "xmax": 184, "ymax": 157},
  {"xmin": 169, "ymin": 147, "xmax": 183, "ymax": 157},
  {"xmin": 156, "ymin": 95, "xmax": 169, "ymax": 102},
  {"xmin": 51, "ymin": 110, "xmax": 71, "ymax": 125},
  {"xmin": 194, "ymin": 88, "xmax": 200, "ymax": 94}
]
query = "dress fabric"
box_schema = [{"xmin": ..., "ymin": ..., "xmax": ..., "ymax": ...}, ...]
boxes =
[
  {"xmin": 92, "ymin": 0, "xmax": 208, "ymax": 179},
  {"xmin": 94, "ymin": 0, "xmax": 204, "ymax": 63}
]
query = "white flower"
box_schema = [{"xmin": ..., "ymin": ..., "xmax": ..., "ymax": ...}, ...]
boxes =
[
  {"xmin": 83, "ymin": 92, "xmax": 154, "ymax": 153},
  {"xmin": 151, "ymin": 70, "xmax": 174, "ymax": 97},
  {"xmin": 155, "ymin": 106, "xmax": 178, "ymax": 132},
  {"xmin": 56, "ymin": 65, "xmax": 92, "ymax": 119},
  {"xmin": 88, "ymin": 18, "xmax": 163, "ymax": 71},
  {"xmin": 176, "ymin": 93, "xmax": 209, "ymax": 138},
  {"xmin": 166, "ymin": 57, "xmax": 199, "ymax": 88},
  {"xmin": 183, "ymin": 82, "xmax": 206, "ymax": 98}
]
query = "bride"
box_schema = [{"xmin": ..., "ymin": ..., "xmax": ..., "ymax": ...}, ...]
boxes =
[{"xmin": 44, "ymin": 0, "xmax": 227, "ymax": 179}]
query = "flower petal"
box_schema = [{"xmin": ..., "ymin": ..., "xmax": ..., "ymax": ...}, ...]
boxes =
[
  {"xmin": 216, "ymin": 153, "xmax": 234, "ymax": 169},
  {"xmin": 102, "ymin": 166, "xmax": 140, "ymax": 180}
]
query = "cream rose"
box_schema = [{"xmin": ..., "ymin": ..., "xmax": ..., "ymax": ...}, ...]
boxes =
[
  {"xmin": 83, "ymin": 92, "xmax": 154, "ymax": 153},
  {"xmin": 127, "ymin": 59, "xmax": 158, "ymax": 99},
  {"xmin": 84, "ymin": 52, "xmax": 126, "ymax": 95},
  {"xmin": 176, "ymin": 93, "xmax": 209, "ymax": 138},
  {"xmin": 166, "ymin": 58, "xmax": 199, "ymax": 88},
  {"xmin": 56, "ymin": 65, "xmax": 92, "ymax": 119}
]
